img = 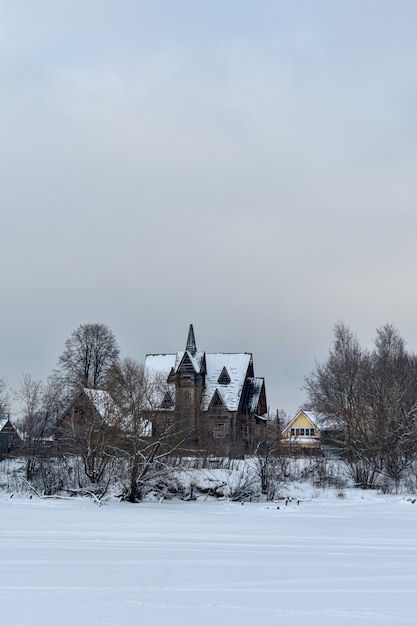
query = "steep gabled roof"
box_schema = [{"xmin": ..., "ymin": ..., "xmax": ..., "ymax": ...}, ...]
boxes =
[
  {"xmin": 144, "ymin": 354, "xmax": 177, "ymax": 410},
  {"xmin": 302, "ymin": 410, "xmax": 323, "ymax": 428},
  {"xmin": 0, "ymin": 417, "xmax": 9, "ymax": 431},
  {"xmin": 145, "ymin": 351, "xmax": 206, "ymax": 377},
  {"xmin": 144, "ymin": 353, "xmax": 176, "ymax": 377},
  {"xmin": 144, "ymin": 351, "xmax": 254, "ymax": 412},
  {"xmin": 144, "ymin": 326, "xmax": 266, "ymax": 416},
  {"xmin": 83, "ymin": 389, "xmax": 120, "ymax": 422},
  {"xmin": 59, "ymin": 388, "xmax": 121, "ymax": 427},
  {"xmin": 201, "ymin": 353, "xmax": 253, "ymax": 411},
  {"xmin": 173, "ymin": 350, "xmax": 205, "ymax": 374},
  {"xmin": 281, "ymin": 410, "xmax": 321, "ymax": 434},
  {"xmin": 240, "ymin": 377, "xmax": 266, "ymax": 414},
  {"xmin": 207, "ymin": 388, "xmax": 226, "ymax": 409},
  {"xmin": 0, "ymin": 418, "xmax": 19, "ymax": 436}
]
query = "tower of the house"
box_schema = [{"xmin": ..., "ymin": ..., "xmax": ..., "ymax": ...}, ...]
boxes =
[{"xmin": 175, "ymin": 324, "xmax": 205, "ymax": 440}]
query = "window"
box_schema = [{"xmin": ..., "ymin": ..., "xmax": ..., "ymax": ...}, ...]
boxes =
[
  {"xmin": 217, "ymin": 367, "xmax": 231, "ymax": 385},
  {"xmin": 213, "ymin": 423, "xmax": 225, "ymax": 439},
  {"xmin": 160, "ymin": 391, "xmax": 174, "ymax": 409},
  {"xmin": 290, "ymin": 427, "xmax": 316, "ymax": 438},
  {"xmin": 211, "ymin": 391, "xmax": 224, "ymax": 407}
]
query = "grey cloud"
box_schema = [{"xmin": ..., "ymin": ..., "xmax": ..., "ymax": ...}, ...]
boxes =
[{"xmin": 1, "ymin": 1, "xmax": 417, "ymax": 414}]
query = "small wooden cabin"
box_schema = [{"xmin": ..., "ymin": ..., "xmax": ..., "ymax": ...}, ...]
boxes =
[{"xmin": 0, "ymin": 418, "xmax": 22, "ymax": 460}]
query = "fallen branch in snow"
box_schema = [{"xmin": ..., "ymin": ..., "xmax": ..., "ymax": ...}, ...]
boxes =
[
  {"xmin": 82, "ymin": 490, "xmax": 105, "ymax": 506},
  {"xmin": 22, "ymin": 481, "xmax": 80, "ymax": 501},
  {"xmin": 23, "ymin": 480, "xmax": 42, "ymax": 499},
  {"xmin": 21, "ymin": 479, "xmax": 106, "ymax": 505},
  {"xmin": 65, "ymin": 488, "xmax": 106, "ymax": 505}
]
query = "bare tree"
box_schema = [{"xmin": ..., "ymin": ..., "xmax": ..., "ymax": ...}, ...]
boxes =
[
  {"xmin": 56, "ymin": 388, "xmax": 122, "ymax": 488},
  {"xmin": 15, "ymin": 375, "xmax": 57, "ymax": 481},
  {"xmin": 252, "ymin": 423, "xmax": 287, "ymax": 500},
  {"xmin": 305, "ymin": 323, "xmax": 417, "ymax": 489},
  {"xmin": 304, "ymin": 323, "xmax": 378, "ymax": 488},
  {"xmin": 369, "ymin": 325, "xmax": 417, "ymax": 486},
  {"xmin": 108, "ymin": 358, "xmax": 190, "ymax": 502},
  {"xmin": 57, "ymin": 323, "xmax": 119, "ymax": 390},
  {"xmin": 0, "ymin": 377, "xmax": 10, "ymax": 418}
]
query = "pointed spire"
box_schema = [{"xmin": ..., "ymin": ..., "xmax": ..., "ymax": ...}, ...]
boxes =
[{"xmin": 185, "ymin": 324, "xmax": 197, "ymax": 356}]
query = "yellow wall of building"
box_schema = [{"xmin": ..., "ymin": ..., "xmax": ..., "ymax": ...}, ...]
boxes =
[{"xmin": 281, "ymin": 411, "xmax": 320, "ymax": 447}]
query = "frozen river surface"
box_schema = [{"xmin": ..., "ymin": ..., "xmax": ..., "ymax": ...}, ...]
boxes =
[{"xmin": 1, "ymin": 492, "xmax": 416, "ymax": 625}]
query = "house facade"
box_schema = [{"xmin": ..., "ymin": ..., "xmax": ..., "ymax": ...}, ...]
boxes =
[
  {"xmin": 280, "ymin": 410, "xmax": 321, "ymax": 453},
  {"xmin": 55, "ymin": 388, "xmax": 123, "ymax": 452},
  {"xmin": 0, "ymin": 418, "xmax": 21, "ymax": 460},
  {"xmin": 144, "ymin": 325, "xmax": 268, "ymax": 454}
]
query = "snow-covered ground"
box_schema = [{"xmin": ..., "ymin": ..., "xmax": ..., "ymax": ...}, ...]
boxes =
[{"xmin": 1, "ymin": 488, "xmax": 416, "ymax": 626}]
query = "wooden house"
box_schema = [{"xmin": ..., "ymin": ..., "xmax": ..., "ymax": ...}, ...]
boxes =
[
  {"xmin": 280, "ymin": 410, "xmax": 321, "ymax": 453},
  {"xmin": 57, "ymin": 388, "xmax": 120, "ymax": 428},
  {"xmin": 144, "ymin": 325, "xmax": 268, "ymax": 454},
  {"xmin": 56, "ymin": 387, "xmax": 152, "ymax": 453},
  {"xmin": 55, "ymin": 388, "xmax": 123, "ymax": 452},
  {"xmin": 0, "ymin": 417, "xmax": 22, "ymax": 460}
]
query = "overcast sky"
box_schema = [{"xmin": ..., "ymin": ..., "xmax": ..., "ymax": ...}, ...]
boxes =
[{"xmin": 1, "ymin": 0, "xmax": 417, "ymax": 416}]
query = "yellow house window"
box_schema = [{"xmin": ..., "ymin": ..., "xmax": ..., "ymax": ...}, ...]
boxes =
[{"xmin": 290, "ymin": 427, "xmax": 316, "ymax": 437}]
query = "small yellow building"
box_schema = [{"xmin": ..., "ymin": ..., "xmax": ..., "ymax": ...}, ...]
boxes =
[{"xmin": 281, "ymin": 410, "xmax": 321, "ymax": 451}]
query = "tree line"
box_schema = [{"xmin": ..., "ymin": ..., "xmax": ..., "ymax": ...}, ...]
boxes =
[
  {"xmin": 305, "ymin": 322, "xmax": 417, "ymax": 489},
  {"xmin": 1, "ymin": 323, "xmax": 190, "ymax": 501},
  {"xmin": 1, "ymin": 321, "xmax": 417, "ymax": 499},
  {"xmin": 1, "ymin": 322, "xmax": 289, "ymax": 501}
]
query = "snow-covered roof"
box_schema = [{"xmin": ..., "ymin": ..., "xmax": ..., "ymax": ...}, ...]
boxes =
[
  {"xmin": 283, "ymin": 410, "xmax": 340, "ymax": 433},
  {"xmin": 83, "ymin": 388, "xmax": 121, "ymax": 423},
  {"xmin": 144, "ymin": 351, "xmax": 260, "ymax": 413},
  {"xmin": 281, "ymin": 410, "xmax": 324, "ymax": 432},
  {"xmin": 245, "ymin": 377, "xmax": 265, "ymax": 414},
  {"xmin": 300, "ymin": 410, "xmax": 321, "ymax": 429},
  {"xmin": 144, "ymin": 354, "xmax": 177, "ymax": 409},
  {"xmin": 145, "ymin": 353, "xmax": 176, "ymax": 377},
  {"xmin": 202, "ymin": 353, "xmax": 252, "ymax": 411},
  {"xmin": 303, "ymin": 411, "xmax": 339, "ymax": 430},
  {"xmin": 174, "ymin": 350, "xmax": 205, "ymax": 374}
]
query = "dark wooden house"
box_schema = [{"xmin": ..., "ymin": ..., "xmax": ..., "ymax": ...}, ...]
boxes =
[
  {"xmin": 144, "ymin": 325, "xmax": 268, "ymax": 454},
  {"xmin": 0, "ymin": 418, "xmax": 21, "ymax": 460},
  {"xmin": 55, "ymin": 388, "xmax": 122, "ymax": 453}
]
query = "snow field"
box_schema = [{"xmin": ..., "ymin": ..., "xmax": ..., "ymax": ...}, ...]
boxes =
[{"xmin": 1, "ymin": 491, "xmax": 417, "ymax": 626}]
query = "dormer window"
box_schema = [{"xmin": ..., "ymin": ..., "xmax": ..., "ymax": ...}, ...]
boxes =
[
  {"xmin": 210, "ymin": 390, "xmax": 225, "ymax": 408},
  {"xmin": 160, "ymin": 391, "xmax": 174, "ymax": 409},
  {"xmin": 217, "ymin": 367, "xmax": 231, "ymax": 385}
]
